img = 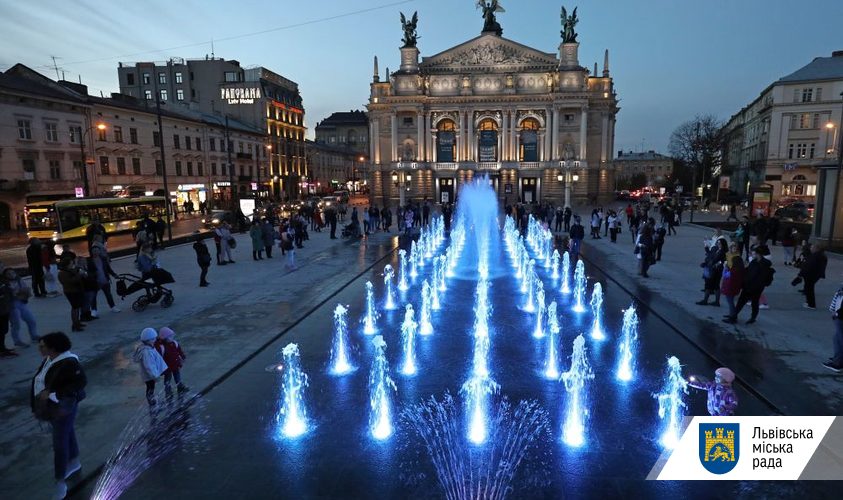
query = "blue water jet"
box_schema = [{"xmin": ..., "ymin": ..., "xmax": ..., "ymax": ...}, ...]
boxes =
[{"xmin": 369, "ymin": 335, "xmax": 397, "ymax": 440}]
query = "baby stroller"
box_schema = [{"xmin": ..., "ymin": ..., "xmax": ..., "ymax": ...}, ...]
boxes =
[
  {"xmin": 341, "ymin": 221, "xmax": 361, "ymax": 239},
  {"xmin": 116, "ymin": 269, "xmax": 175, "ymax": 312}
]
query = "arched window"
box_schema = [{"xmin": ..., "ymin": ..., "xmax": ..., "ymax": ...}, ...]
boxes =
[
  {"xmin": 477, "ymin": 118, "xmax": 498, "ymax": 162},
  {"xmin": 519, "ymin": 117, "xmax": 540, "ymax": 161},
  {"xmin": 792, "ymin": 174, "xmax": 807, "ymax": 181},
  {"xmin": 436, "ymin": 119, "xmax": 457, "ymax": 162}
]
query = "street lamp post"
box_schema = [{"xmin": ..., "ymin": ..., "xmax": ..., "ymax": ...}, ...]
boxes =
[
  {"xmin": 393, "ymin": 170, "xmax": 411, "ymax": 207},
  {"xmin": 77, "ymin": 122, "xmax": 106, "ymax": 197},
  {"xmin": 559, "ymin": 158, "xmax": 579, "ymax": 208}
]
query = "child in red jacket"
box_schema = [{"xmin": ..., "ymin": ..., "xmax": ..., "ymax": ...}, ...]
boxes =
[{"xmin": 155, "ymin": 327, "xmax": 189, "ymax": 394}]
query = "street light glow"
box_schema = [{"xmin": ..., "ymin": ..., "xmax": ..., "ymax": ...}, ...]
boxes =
[
  {"xmin": 827, "ymin": 122, "xmax": 835, "ymax": 129},
  {"xmin": 96, "ymin": 123, "xmax": 106, "ymax": 130}
]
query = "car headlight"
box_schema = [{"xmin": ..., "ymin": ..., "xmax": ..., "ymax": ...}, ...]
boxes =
[
  {"xmin": 212, "ymin": 218, "xmax": 219, "ymax": 224},
  {"xmin": 201, "ymin": 219, "xmax": 206, "ymax": 223}
]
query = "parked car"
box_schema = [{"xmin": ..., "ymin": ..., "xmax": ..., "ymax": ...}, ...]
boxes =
[
  {"xmin": 201, "ymin": 210, "xmax": 234, "ymax": 229},
  {"xmin": 774, "ymin": 202, "xmax": 814, "ymax": 221},
  {"xmin": 321, "ymin": 196, "xmax": 340, "ymax": 208},
  {"xmin": 333, "ymin": 190, "xmax": 350, "ymax": 203}
]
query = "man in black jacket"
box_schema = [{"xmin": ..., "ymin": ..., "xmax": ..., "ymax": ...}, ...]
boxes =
[
  {"xmin": 569, "ymin": 216, "xmax": 585, "ymax": 261},
  {"xmin": 724, "ymin": 245, "xmax": 774, "ymax": 324},
  {"xmin": 26, "ymin": 238, "xmax": 47, "ymax": 298},
  {"xmin": 31, "ymin": 332, "xmax": 87, "ymax": 499},
  {"xmin": 799, "ymin": 244, "xmax": 827, "ymax": 309}
]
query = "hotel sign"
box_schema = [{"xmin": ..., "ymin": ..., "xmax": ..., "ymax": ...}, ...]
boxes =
[{"xmin": 221, "ymin": 87, "xmax": 261, "ymax": 104}]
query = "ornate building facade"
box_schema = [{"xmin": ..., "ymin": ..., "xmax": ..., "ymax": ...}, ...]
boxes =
[{"xmin": 367, "ymin": 6, "xmax": 619, "ymax": 208}]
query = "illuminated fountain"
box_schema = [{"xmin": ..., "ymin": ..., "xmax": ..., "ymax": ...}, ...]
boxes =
[
  {"xmin": 560, "ymin": 252, "xmax": 571, "ymax": 294},
  {"xmin": 437, "ymin": 254, "xmax": 447, "ymax": 292},
  {"xmin": 329, "ymin": 304, "xmax": 354, "ymax": 375},
  {"xmin": 543, "ymin": 301, "xmax": 561, "ymax": 380},
  {"xmin": 278, "ymin": 343, "xmax": 308, "ymax": 438},
  {"xmin": 616, "ymin": 304, "xmax": 639, "ymax": 382},
  {"xmin": 383, "ymin": 264, "xmax": 397, "ymax": 310},
  {"xmin": 369, "ymin": 335, "xmax": 397, "ymax": 440},
  {"xmin": 362, "ymin": 281, "xmax": 379, "ymax": 335},
  {"xmin": 532, "ymin": 284, "xmax": 546, "ymax": 339},
  {"xmin": 655, "ymin": 356, "xmax": 688, "ymax": 449},
  {"xmin": 551, "ymin": 249, "xmax": 560, "ymax": 280},
  {"xmin": 400, "ymin": 304, "xmax": 419, "ymax": 376},
  {"xmin": 561, "ymin": 335, "xmax": 594, "ymax": 447},
  {"xmin": 397, "ymin": 249, "xmax": 410, "ymax": 292},
  {"xmin": 524, "ymin": 260, "xmax": 536, "ymax": 312},
  {"xmin": 410, "ymin": 241, "xmax": 419, "ymax": 278},
  {"xmin": 572, "ymin": 260, "xmax": 586, "ymax": 313},
  {"xmin": 461, "ymin": 375, "xmax": 498, "ymax": 446},
  {"xmin": 419, "ymin": 281, "xmax": 434, "ymax": 336},
  {"xmin": 430, "ymin": 264, "xmax": 445, "ymax": 311},
  {"xmin": 589, "ymin": 283, "xmax": 605, "ymax": 341}
]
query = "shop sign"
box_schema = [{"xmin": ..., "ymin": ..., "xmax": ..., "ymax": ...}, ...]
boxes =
[
  {"xmin": 75, "ymin": 187, "xmax": 84, "ymax": 198},
  {"xmin": 178, "ymin": 184, "xmax": 206, "ymax": 190},
  {"xmin": 214, "ymin": 181, "xmax": 232, "ymax": 187}
]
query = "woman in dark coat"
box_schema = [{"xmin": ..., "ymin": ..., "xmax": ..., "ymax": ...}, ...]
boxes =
[
  {"xmin": 31, "ymin": 332, "xmax": 87, "ymax": 499},
  {"xmin": 697, "ymin": 239, "xmax": 728, "ymax": 306}
]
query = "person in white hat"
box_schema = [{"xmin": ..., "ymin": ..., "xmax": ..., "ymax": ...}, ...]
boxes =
[
  {"xmin": 132, "ymin": 328, "xmax": 167, "ymax": 406},
  {"xmin": 688, "ymin": 367, "xmax": 739, "ymax": 416}
]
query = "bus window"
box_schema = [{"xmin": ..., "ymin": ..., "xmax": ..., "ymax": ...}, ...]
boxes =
[
  {"xmin": 26, "ymin": 210, "xmax": 57, "ymax": 231},
  {"xmin": 96, "ymin": 207, "xmax": 114, "ymax": 223},
  {"xmin": 112, "ymin": 205, "xmax": 127, "ymax": 222},
  {"xmin": 59, "ymin": 208, "xmax": 82, "ymax": 231}
]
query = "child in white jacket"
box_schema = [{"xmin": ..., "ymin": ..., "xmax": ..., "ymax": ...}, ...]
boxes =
[{"xmin": 133, "ymin": 327, "xmax": 167, "ymax": 406}]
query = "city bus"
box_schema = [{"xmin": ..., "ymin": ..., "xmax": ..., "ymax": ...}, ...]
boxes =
[{"xmin": 25, "ymin": 197, "xmax": 166, "ymax": 241}]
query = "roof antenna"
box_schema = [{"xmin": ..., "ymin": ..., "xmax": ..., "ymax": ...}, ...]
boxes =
[
  {"xmin": 50, "ymin": 55, "xmax": 62, "ymax": 80},
  {"xmin": 211, "ymin": 38, "xmax": 215, "ymax": 59}
]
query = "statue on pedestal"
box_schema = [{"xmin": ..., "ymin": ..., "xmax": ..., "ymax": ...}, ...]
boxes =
[
  {"xmin": 561, "ymin": 6, "xmax": 579, "ymax": 43},
  {"xmin": 477, "ymin": 0, "xmax": 504, "ymax": 36},
  {"xmin": 400, "ymin": 11, "xmax": 419, "ymax": 48}
]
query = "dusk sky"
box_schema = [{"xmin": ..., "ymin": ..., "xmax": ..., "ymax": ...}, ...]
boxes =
[{"xmin": 1, "ymin": 0, "xmax": 840, "ymax": 155}]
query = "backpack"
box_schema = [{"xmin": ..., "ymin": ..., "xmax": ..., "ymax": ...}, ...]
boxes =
[{"xmin": 764, "ymin": 265, "xmax": 776, "ymax": 287}]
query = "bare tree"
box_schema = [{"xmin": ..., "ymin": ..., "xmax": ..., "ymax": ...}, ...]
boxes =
[{"xmin": 668, "ymin": 114, "xmax": 724, "ymax": 197}]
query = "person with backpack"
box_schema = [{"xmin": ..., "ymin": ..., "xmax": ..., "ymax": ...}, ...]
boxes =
[
  {"xmin": 30, "ymin": 332, "xmax": 87, "ymax": 500},
  {"xmin": 723, "ymin": 245, "xmax": 774, "ymax": 325}
]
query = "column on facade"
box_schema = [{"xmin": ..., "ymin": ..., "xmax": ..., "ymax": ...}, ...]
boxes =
[
  {"xmin": 601, "ymin": 113, "xmax": 609, "ymax": 163},
  {"xmin": 544, "ymin": 107, "xmax": 552, "ymax": 161},
  {"xmin": 369, "ymin": 121, "xmax": 376, "ymax": 162},
  {"xmin": 390, "ymin": 114, "xmax": 398, "ymax": 163},
  {"xmin": 551, "ymin": 107, "xmax": 560, "ymax": 161},
  {"xmin": 373, "ymin": 118, "xmax": 380, "ymax": 165},
  {"xmin": 425, "ymin": 113, "xmax": 432, "ymax": 162},
  {"xmin": 466, "ymin": 110, "xmax": 474, "ymax": 162},
  {"xmin": 511, "ymin": 110, "xmax": 518, "ymax": 162},
  {"xmin": 417, "ymin": 111, "xmax": 424, "ymax": 162},
  {"xmin": 500, "ymin": 110, "xmax": 508, "ymax": 161},
  {"xmin": 579, "ymin": 106, "xmax": 588, "ymax": 161}
]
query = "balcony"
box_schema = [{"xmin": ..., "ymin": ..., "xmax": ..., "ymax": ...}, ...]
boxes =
[
  {"xmin": 236, "ymin": 152, "xmax": 253, "ymax": 160},
  {"xmin": 238, "ymin": 175, "xmax": 253, "ymax": 182}
]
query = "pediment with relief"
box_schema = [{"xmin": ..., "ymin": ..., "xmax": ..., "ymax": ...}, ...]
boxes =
[{"xmin": 420, "ymin": 35, "xmax": 558, "ymax": 73}]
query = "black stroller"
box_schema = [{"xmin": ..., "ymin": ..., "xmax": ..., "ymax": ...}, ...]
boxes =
[
  {"xmin": 341, "ymin": 221, "xmax": 361, "ymax": 239},
  {"xmin": 116, "ymin": 269, "xmax": 175, "ymax": 312}
]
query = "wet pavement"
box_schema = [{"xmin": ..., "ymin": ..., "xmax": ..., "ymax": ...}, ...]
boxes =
[
  {"xmin": 0, "ymin": 225, "xmax": 398, "ymax": 500},
  {"xmin": 74, "ymin": 225, "xmax": 838, "ymax": 499}
]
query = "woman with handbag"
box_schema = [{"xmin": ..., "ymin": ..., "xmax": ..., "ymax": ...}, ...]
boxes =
[{"xmin": 31, "ymin": 332, "xmax": 87, "ymax": 500}]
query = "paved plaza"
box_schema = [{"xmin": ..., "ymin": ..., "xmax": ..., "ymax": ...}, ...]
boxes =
[{"xmin": 1, "ymin": 205, "xmax": 841, "ymax": 498}]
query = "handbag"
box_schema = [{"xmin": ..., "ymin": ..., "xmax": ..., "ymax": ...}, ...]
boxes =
[
  {"xmin": 228, "ymin": 237, "xmax": 237, "ymax": 249},
  {"xmin": 33, "ymin": 396, "xmax": 76, "ymax": 422}
]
